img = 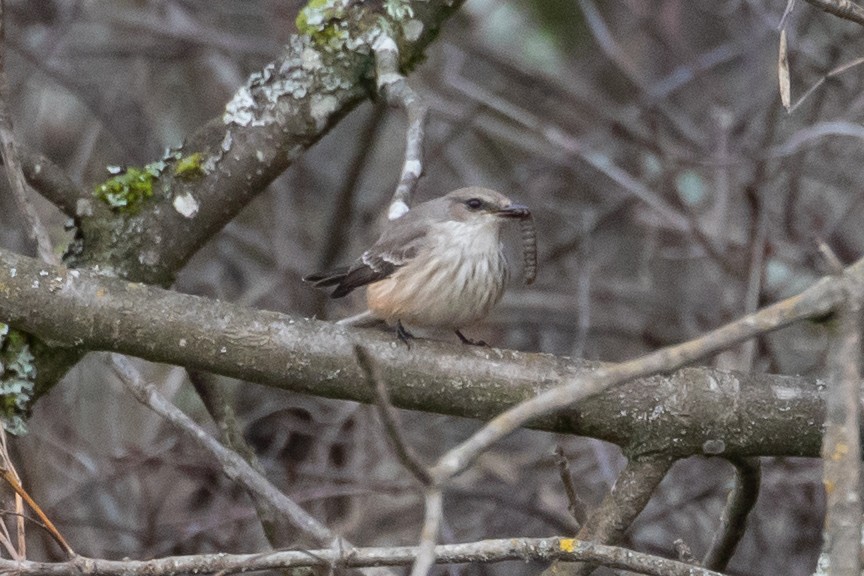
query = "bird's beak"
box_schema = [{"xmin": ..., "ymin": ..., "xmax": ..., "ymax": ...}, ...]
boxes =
[{"xmin": 496, "ymin": 203, "xmax": 531, "ymax": 218}]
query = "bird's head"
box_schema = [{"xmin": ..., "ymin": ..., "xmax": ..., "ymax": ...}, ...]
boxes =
[
  {"xmin": 438, "ymin": 187, "xmax": 537, "ymax": 284},
  {"xmin": 443, "ymin": 187, "xmax": 531, "ymax": 223}
]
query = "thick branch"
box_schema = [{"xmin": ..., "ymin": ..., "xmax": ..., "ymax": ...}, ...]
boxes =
[
  {"xmin": 0, "ymin": 248, "xmax": 849, "ymax": 459},
  {"xmin": 69, "ymin": 1, "xmax": 465, "ymax": 286}
]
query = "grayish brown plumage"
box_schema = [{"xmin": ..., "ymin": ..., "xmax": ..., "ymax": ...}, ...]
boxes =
[{"xmin": 305, "ymin": 187, "xmax": 536, "ymax": 343}]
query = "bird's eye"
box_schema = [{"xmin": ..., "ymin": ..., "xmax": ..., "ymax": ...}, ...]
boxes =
[{"xmin": 465, "ymin": 198, "xmax": 483, "ymax": 210}]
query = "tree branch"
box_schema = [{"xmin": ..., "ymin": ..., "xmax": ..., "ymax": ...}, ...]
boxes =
[
  {"xmin": 0, "ymin": 0, "xmax": 57, "ymax": 265},
  {"xmin": 67, "ymin": 1, "xmax": 465, "ymax": 286},
  {"xmin": 820, "ymin": 271, "xmax": 863, "ymax": 575},
  {"xmin": 702, "ymin": 457, "xmax": 761, "ymax": 571},
  {"xmin": 0, "ymin": 536, "xmax": 727, "ymax": 576},
  {"xmin": 802, "ymin": 0, "xmax": 864, "ymax": 27},
  {"xmin": 373, "ymin": 32, "xmax": 428, "ymax": 219},
  {"xmin": 547, "ymin": 454, "xmax": 676, "ymax": 576},
  {"xmin": 0, "ymin": 247, "xmax": 850, "ymax": 460},
  {"xmin": 110, "ymin": 355, "xmax": 342, "ymax": 547}
]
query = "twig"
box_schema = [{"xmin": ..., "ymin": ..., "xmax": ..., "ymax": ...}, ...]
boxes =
[
  {"xmin": 577, "ymin": 0, "xmax": 642, "ymax": 84},
  {"xmin": 109, "ymin": 354, "xmax": 341, "ymax": 547},
  {"xmin": 738, "ymin": 188, "xmax": 768, "ymax": 369},
  {"xmin": 802, "ymin": 0, "xmax": 864, "ymax": 27},
  {"xmin": 355, "ymin": 346, "xmax": 441, "ymax": 575},
  {"xmin": 115, "ymin": 359, "xmax": 400, "ymax": 576},
  {"xmin": 702, "ymin": 457, "xmax": 761, "ymax": 571},
  {"xmin": 354, "ymin": 346, "xmax": 431, "ymax": 484},
  {"xmin": 820, "ymin": 272, "xmax": 863, "ymax": 575},
  {"xmin": 0, "ymin": 427, "xmax": 24, "ymax": 558},
  {"xmin": 410, "ymin": 488, "xmax": 443, "ymax": 576},
  {"xmin": 0, "ymin": 427, "xmax": 73, "ymax": 558},
  {"xmin": 817, "ymin": 239, "xmax": 846, "ymax": 276},
  {"xmin": 779, "ymin": 0, "xmax": 798, "ymax": 29},
  {"xmin": 0, "ymin": 469, "xmax": 74, "ymax": 557},
  {"xmin": 788, "ymin": 56, "xmax": 864, "ymax": 113},
  {"xmin": 0, "ymin": 536, "xmax": 727, "ymax": 576},
  {"xmin": 187, "ymin": 370, "xmax": 281, "ymax": 546},
  {"xmin": 547, "ymin": 454, "xmax": 676, "ymax": 576},
  {"xmin": 0, "ymin": 0, "xmax": 57, "ymax": 265},
  {"xmin": 373, "ymin": 33, "xmax": 428, "ymax": 220},
  {"xmin": 553, "ymin": 446, "xmax": 587, "ymax": 526},
  {"xmin": 18, "ymin": 148, "xmax": 95, "ymax": 219}
]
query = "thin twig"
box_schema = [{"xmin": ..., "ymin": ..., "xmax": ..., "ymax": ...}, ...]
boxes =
[
  {"xmin": 0, "ymin": 536, "xmax": 727, "ymax": 576},
  {"xmin": 0, "ymin": 427, "xmax": 24, "ymax": 558},
  {"xmin": 0, "ymin": 427, "xmax": 73, "ymax": 557},
  {"xmin": 816, "ymin": 238, "xmax": 846, "ymax": 276},
  {"xmin": 553, "ymin": 446, "xmax": 587, "ymax": 526},
  {"xmin": 0, "ymin": 468, "xmax": 74, "ymax": 557},
  {"xmin": 702, "ymin": 457, "xmax": 761, "ymax": 571},
  {"xmin": 354, "ymin": 346, "xmax": 432, "ymax": 485},
  {"xmin": 110, "ymin": 354, "xmax": 340, "ymax": 547},
  {"xmin": 410, "ymin": 488, "xmax": 443, "ymax": 576},
  {"xmin": 802, "ymin": 0, "xmax": 864, "ymax": 27},
  {"xmin": 788, "ymin": 56, "xmax": 864, "ymax": 113},
  {"xmin": 373, "ymin": 33, "xmax": 428, "ymax": 220},
  {"xmin": 187, "ymin": 370, "xmax": 281, "ymax": 546},
  {"xmin": 0, "ymin": 0, "xmax": 57, "ymax": 264}
]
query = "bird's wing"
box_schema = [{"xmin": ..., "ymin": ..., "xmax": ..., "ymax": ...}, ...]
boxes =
[{"xmin": 309, "ymin": 215, "xmax": 430, "ymax": 298}]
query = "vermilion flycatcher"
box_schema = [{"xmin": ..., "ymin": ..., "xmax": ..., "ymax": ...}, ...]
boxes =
[{"xmin": 305, "ymin": 187, "xmax": 535, "ymax": 345}]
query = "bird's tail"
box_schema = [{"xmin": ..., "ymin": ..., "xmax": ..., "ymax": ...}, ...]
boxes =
[{"xmin": 303, "ymin": 267, "xmax": 349, "ymax": 288}]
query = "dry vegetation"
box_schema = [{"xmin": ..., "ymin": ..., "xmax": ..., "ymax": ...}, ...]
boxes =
[{"xmin": 1, "ymin": 1, "xmax": 864, "ymax": 575}]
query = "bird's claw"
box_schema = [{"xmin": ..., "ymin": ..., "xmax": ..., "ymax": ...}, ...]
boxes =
[{"xmin": 455, "ymin": 329, "xmax": 488, "ymax": 347}]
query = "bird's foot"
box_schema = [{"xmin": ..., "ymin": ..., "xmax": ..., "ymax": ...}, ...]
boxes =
[
  {"xmin": 396, "ymin": 321, "xmax": 415, "ymax": 349},
  {"xmin": 455, "ymin": 329, "xmax": 488, "ymax": 347}
]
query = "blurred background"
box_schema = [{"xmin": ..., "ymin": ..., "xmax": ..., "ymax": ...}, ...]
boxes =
[{"xmin": 1, "ymin": 0, "xmax": 860, "ymax": 573}]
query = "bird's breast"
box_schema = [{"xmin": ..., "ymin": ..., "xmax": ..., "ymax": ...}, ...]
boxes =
[{"xmin": 366, "ymin": 237, "xmax": 508, "ymax": 328}]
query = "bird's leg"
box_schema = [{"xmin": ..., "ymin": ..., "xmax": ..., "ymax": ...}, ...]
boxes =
[
  {"xmin": 455, "ymin": 329, "xmax": 488, "ymax": 347},
  {"xmin": 396, "ymin": 320, "xmax": 415, "ymax": 348}
]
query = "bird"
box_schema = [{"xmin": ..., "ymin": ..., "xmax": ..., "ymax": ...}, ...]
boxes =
[{"xmin": 304, "ymin": 187, "xmax": 534, "ymax": 346}]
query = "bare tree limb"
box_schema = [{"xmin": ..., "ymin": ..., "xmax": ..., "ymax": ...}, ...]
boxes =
[
  {"xmin": 0, "ymin": 536, "xmax": 727, "ymax": 576},
  {"xmin": 820, "ymin": 271, "xmax": 863, "ymax": 575},
  {"xmin": 5, "ymin": 147, "xmax": 93, "ymax": 220},
  {"xmin": 702, "ymin": 457, "xmax": 761, "ymax": 571},
  {"xmin": 62, "ymin": 1, "xmax": 465, "ymax": 288},
  {"xmin": 0, "ymin": 247, "xmax": 849, "ymax": 460}
]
